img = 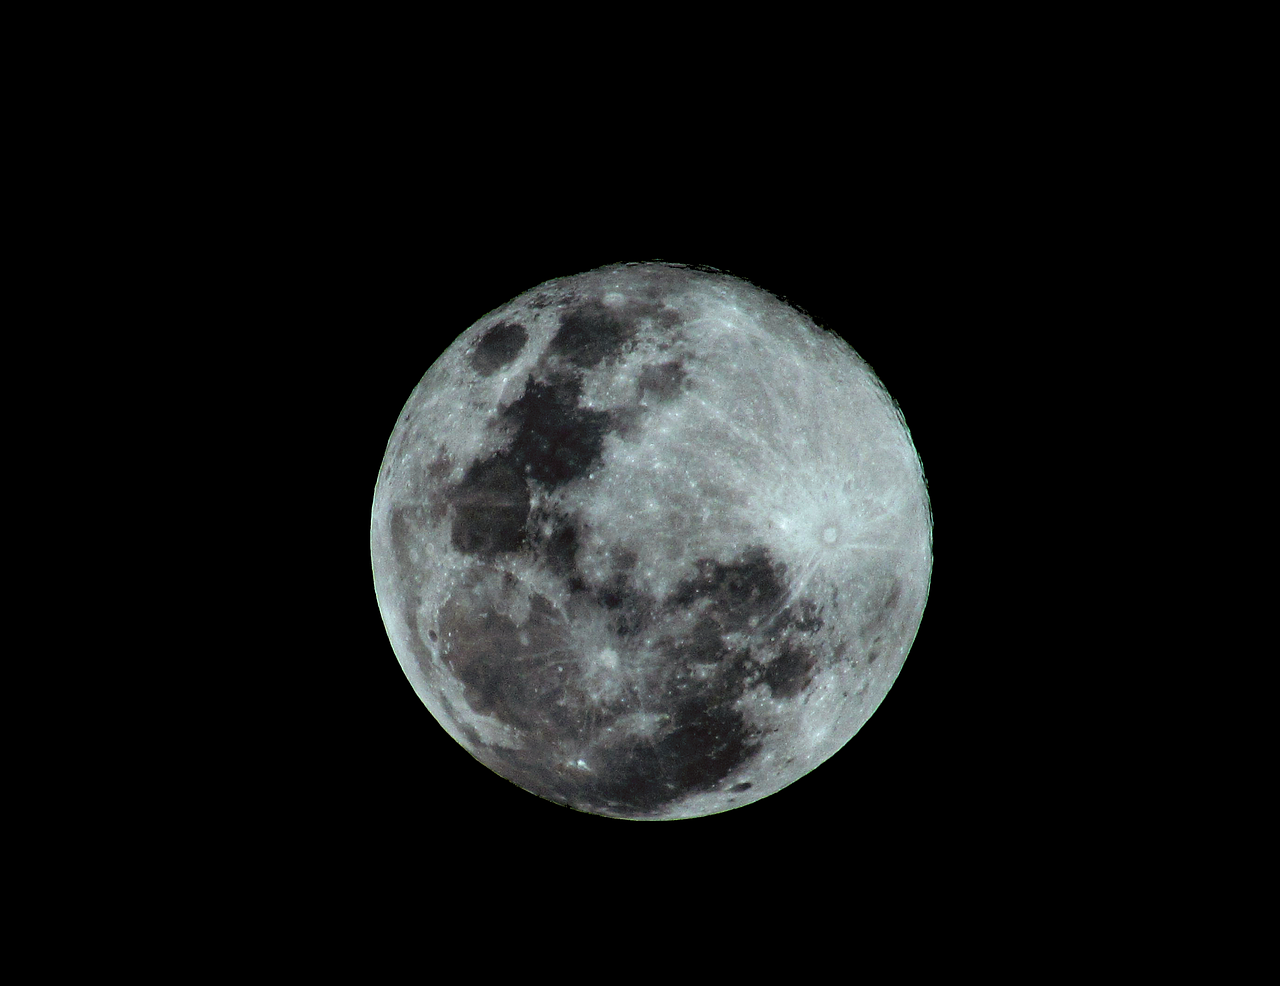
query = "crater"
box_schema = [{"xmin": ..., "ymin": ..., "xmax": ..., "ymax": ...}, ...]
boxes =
[{"xmin": 471, "ymin": 321, "xmax": 528, "ymax": 376}]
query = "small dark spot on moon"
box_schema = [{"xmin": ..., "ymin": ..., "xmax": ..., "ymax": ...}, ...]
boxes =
[
  {"xmin": 531, "ymin": 509, "xmax": 581, "ymax": 582},
  {"xmin": 867, "ymin": 648, "xmax": 881, "ymax": 664},
  {"xmin": 731, "ymin": 782, "xmax": 753, "ymax": 792},
  {"xmin": 428, "ymin": 629, "xmax": 438, "ymax": 642},
  {"xmin": 670, "ymin": 616, "xmax": 730, "ymax": 664},
  {"xmin": 860, "ymin": 575, "xmax": 903, "ymax": 640},
  {"xmin": 426, "ymin": 446, "xmax": 452, "ymax": 480},
  {"xmin": 610, "ymin": 597, "xmax": 652, "ymax": 638},
  {"xmin": 471, "ymin": 321, "xmax": 528, "ymax": 377},
  {"xmin": 596, "ymin": 577, "xmax": 627, "ymax": 610},
  {"xmin": 637, "ymin": 360, "xmax": 687, "ymax": 402},
  {"xmin": 760, "ymin": 642, "xmax": 817, "ymax": 699},
  {"xmin": 389, "ymin": 505, "xmax": 425, "ymax": 574},
  {"xmin": 654, "ymin": 307, "xmax": 682, "ymax": 329},
  {"xmin": 608, "ymin": 406, "xmax": 644, "ymax": 442}
]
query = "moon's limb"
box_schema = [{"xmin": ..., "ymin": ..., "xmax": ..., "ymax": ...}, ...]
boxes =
[{"xmin": 371, "ymin": 262, "xmax": 931, "ymax": 819}]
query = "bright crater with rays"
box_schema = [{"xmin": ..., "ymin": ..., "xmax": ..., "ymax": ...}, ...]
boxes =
[{"xmin": 370, "ymin": 262, "xmax": 932, "ymax": 819}]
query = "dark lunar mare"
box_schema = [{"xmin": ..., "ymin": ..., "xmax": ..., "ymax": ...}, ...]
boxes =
[
  {"xmin": 550, "ymin": 300, "xmax": 634, "ymax": 369},
  {"xmin": 759, "ymin": 642, "xmax": 818, "ymax": 698},
  {"xmin": 434, "ymin": 535, "xmax": 829, "ymax": 817},
  {"xmin": 668, "ymin": 547, "xmax": 789, "ymax": 632},
  {"xmin": 502, "ymin": 375, "xmax": 613, "ymax": 487},
  {"xmin": 470, "ymin": 321, "xmax": 528, "ymax": 376},
  {"xmin": 443, "ymin": 371, "xmax": 613, "ymax": 557},
  {"xmin": 447, "ymin": 455, "xmax": 529, "ymax": 555},
  {"xmin": 548, "ymin": 296, "xmax": 680, "ymax": 370}
]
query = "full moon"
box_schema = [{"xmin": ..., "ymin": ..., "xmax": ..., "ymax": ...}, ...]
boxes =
[{"xmin": 370, "ymin": 262, "xmax": 932, "ymax": 819}]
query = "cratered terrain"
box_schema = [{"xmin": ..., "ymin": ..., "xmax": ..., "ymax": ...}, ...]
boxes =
[{"xmin": 370, "ymin": 261, "xmax": 932, "ymax": 819}]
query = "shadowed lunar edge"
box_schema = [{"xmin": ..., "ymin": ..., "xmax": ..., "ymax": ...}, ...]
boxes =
[{"xmin": 380, "ymin": 270, "xmax": 910, "ymax": 818}]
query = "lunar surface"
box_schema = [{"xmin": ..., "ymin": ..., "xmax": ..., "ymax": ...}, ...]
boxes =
[{"xmin": 370, "ymin": 262, "xmax": 932, "ymax": 819}]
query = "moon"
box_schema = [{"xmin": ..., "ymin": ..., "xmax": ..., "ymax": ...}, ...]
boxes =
[{"xmin": 370, "ymin": 261, "xmax": 932, "ymax": 820}]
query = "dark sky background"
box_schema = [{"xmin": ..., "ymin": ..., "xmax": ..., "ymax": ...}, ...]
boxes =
[
  {"xmin": 269, "ymin": 173, "xmax": 1032, "ymax": 874},
  {"xmin": 179, "ymin": 50, "xmax": 1091, "ymax": 901}
]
